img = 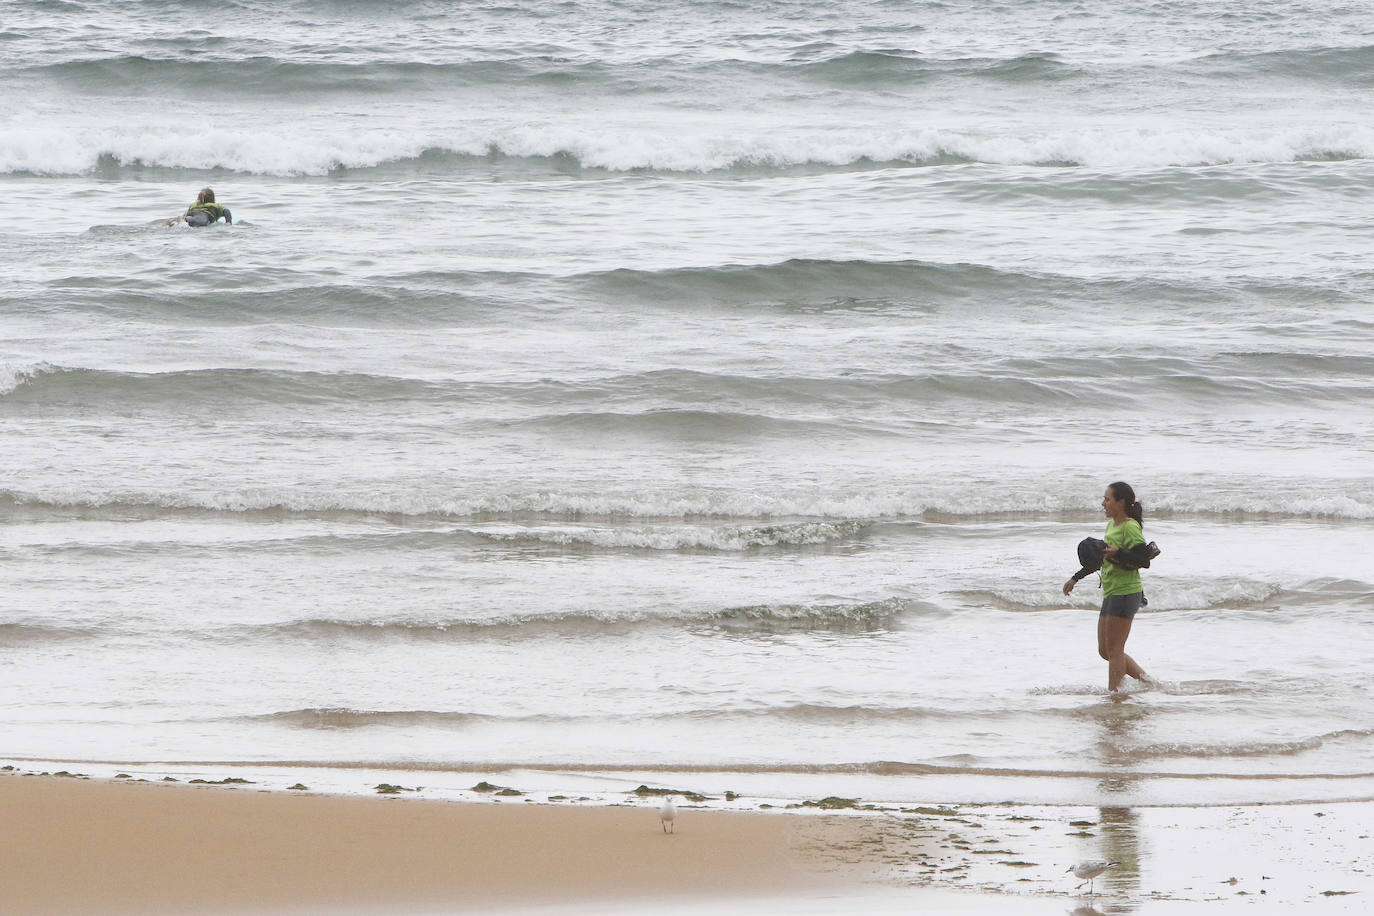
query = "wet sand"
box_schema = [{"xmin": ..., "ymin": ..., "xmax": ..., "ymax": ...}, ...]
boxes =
[{"xmin": 3, "ymin": 770, "xmax": 1372, "ymax": 914}]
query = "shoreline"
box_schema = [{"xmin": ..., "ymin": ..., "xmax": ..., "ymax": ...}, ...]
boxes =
[
  {"xmin": 4, "ymin": 767, "xmax": 1373, "ymax": 914},
  {"xmin": 10, "ymin": 752, "xmax": 1374, "ymax": 808}
]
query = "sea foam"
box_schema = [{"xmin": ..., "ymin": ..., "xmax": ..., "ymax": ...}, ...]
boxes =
[{"xmin": 5, "ymin": 121, "xmax": 1374, "ymax": 176}]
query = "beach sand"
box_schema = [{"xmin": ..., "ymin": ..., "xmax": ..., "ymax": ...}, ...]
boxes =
[
  {"xmin": 3, "ymin": 770, "xmax": 1372, "ymax": 914},
  {"xmin": 0, "ymin": 772, "xmax": 840, "ymax": 915}
]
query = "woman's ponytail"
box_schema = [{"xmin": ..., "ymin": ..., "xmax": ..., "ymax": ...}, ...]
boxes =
[{"xmin": 1109, "ymin": 481, "xmax": 1144, "ymax": 527}]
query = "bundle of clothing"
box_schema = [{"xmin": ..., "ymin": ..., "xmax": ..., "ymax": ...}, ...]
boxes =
[{"xmin": 1070, "ymin": 536, "xmax": 1161, "ymax": 580}]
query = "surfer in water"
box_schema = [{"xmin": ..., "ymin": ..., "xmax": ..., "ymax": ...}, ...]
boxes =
[
  {"xmin": 168, "ymin": 187, "xmax": 232, "ymax": 227},
  {"xmin": 1063, "ymin": 481, "xmax": 1155, "ymax": 692}
]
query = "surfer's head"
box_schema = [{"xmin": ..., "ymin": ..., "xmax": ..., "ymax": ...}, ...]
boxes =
[
  {"xmin": 197, "ymin": 187, "xmax": 216, "ymax": 204},
  {"xmin": 1104, "ymin": 481, "xmax": 1143, "ymax": 526}
]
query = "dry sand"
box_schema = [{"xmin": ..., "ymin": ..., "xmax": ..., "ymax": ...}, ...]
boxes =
[
  {"xmin": 4, "ymin": 770, "xmax": 1373, "ymax": 915},
  {"xmin": 0, "ymin": 773, "xmax": 843, "ymax": 915}
]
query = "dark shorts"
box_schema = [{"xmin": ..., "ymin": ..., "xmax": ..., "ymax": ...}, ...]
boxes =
[
  {"xmin": 1100, "ymin": 593, "xmax": 1143, "ymax": 619},
  {"xmin": 185, "ymin": 210, "xmax": 215, "ymax": 227}
]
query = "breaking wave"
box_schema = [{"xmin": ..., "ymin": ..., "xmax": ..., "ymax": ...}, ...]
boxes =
[
  {"xmin": 6, "ymin": 124, "xmax": 1374, "ymax": 177},
  {"xmin": 5, "ymin": 485, "xmax": 1374, "ymax": 523}
]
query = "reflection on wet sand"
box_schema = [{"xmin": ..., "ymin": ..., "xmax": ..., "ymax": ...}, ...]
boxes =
[
  {"xmin": 1086, "ymin": 806, "xmax": 1141, "ymax": 913},
  {"xmin": 1068, "ymin": 906, "xmax": 1107, "ymax": 916},
  {"xmin": 1083, "ymin": 694, "xmax": 1150, "ymax": 910}
]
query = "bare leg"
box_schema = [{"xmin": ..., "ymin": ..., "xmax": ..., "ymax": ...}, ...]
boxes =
[{"xmin": 1098, "ymin": 614, "xmax": 1147, "ymax": 691}]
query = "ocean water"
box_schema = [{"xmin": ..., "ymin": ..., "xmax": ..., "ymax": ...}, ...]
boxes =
[{"xmin": 3, "ymin": 0, "xmax": 1374, "ymax": 809}]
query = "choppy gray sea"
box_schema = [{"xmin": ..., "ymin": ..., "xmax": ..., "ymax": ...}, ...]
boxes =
[{"xmin": 3, "ymin": 0, "xmax": 1373, "ymax": 808}]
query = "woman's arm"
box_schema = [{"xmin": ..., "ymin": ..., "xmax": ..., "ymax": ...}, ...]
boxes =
[
  {"xmin": 1063, "ymin": 566, "xmax": 1093, "ymax": 595},
  {"xmin": 1109, "ymin": 541, "xmax": 1160, "ymax": 569}
]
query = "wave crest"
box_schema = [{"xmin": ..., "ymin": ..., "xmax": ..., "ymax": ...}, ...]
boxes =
[
  {"xmin": 1121, "ymin": 728, "xmax": 1374, "ymax": 761},
  {"xmin": 476, "ymin": 520, "xmax": 870, "ymax": 552},
  {"xmin": 242, "ymin": 707, "xmax": 498, "ymax": 730},
  {"xmin": 223, "ymin": 599, "xmax": 918, "ymax": 642},
  {"xmin": 6, "ymin": 485, "xmax": 1374, "ymax": 523},
  {"xmin": 6, "ymin": 123, "xmax": 1374, "ymax": 177},
  {"xmin": 231, "ymin": 701, "xmax": 981, "ymax": 732},
  {"xmin": 0, "ymin": 622, "xmax": 95, "ymax": 646}
]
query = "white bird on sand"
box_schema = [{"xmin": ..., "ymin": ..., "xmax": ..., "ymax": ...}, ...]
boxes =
[
  {"xmin": 1067, "ymin": 860, "xmax": 1117, "ymax": 894},
  {"xmin": 659, "ymin": 795, "xmax": 677, "ymax": 833}
]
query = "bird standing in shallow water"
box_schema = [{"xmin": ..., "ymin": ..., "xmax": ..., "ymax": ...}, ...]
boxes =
[
  {"xmin": 659, "ymin": 795, "xmax": 677, "ymax": 833},
  {"xmin": 1067, "ymin": 860, "xmax": 1116, "ymax": 893}
]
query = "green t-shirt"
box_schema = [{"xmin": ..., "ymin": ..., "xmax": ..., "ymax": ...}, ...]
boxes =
[{"xmin": 1100, "ymin": 517, "xmax": 1144, "ymax": 597}]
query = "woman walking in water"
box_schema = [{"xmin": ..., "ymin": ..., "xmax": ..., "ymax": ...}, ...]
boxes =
[{"xmin": 1063, "ymin": 482, "xmax": 1154, "ymax": 692}]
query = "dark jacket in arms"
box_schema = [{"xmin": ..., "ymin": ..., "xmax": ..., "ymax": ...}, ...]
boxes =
[{"xmin": 1069, "ymin": 537, "xmax": 1160, "ymax": 583}]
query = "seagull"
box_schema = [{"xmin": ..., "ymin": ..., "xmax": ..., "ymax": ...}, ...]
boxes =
[
  {"xmin": 659, "ymin": 795, "xmax": 677, "ymax": 834},
  {"xmin": 1067, "ymin": 860, "xmax": 1117, "ymax": 894}
]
